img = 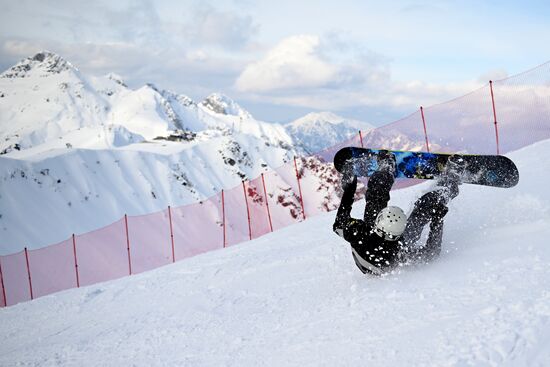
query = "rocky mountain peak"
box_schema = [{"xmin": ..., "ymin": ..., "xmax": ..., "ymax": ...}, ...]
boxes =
[
  {"xmin": 161, "ymin": 90, "xmax": 196, "ymax": 107},
  {"xmin": 200, "ymin": 92, "xmax": 252, "ymax": 119},
  {"xmin": 106, "ymin": 73, "xmax": 127, "ymax": 88},
  {"xmin": 285, "ymin": 111, "xmax": 375, "ymax": 153},
  {"xmin": 1, "ymin": 51, "xmax": 76, "ymax": 79},
  {"xmin": 291, "ymin": 111, "xmax": 349, "ymax": 127}
]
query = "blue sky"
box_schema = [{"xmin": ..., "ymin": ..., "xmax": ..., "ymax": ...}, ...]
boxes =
[{"xmin": 1, "ymin": 0, "xmax": 549, "ymax": 124}]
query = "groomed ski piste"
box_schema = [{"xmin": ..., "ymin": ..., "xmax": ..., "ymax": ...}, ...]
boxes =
[{"xmin": 1, "ymin": 139, "xmax": 549, "ymax": 366}]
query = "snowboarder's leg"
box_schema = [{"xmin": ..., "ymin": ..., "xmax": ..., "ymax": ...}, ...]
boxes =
[
  {"xmin": 401, "ymin": 158, "xmax": 462, "ymax": 262},
  {"xmin": 363, "ymin": 152, "xmax": 396, "ymax": 228},
  {"xmin": 401, "ymin": 189, "xmax": 449, "ymax": 246}
]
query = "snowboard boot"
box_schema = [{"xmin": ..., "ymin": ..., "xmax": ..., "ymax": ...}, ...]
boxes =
[
  {"xmin": 436, "ymin": 155, "xmax": 466, "ymax": 202},
  {"xmin": 377, "ymin": 150, "xmax": 397, "ymax": 176},
  {"xmin": 446, "ymin": 155, "xmax": 467, "ymax": 176}
]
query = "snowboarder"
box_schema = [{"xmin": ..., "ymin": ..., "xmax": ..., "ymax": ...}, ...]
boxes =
[{"xmin": 333, "ymin": 151, "xmax": 463, "ymax": 275}]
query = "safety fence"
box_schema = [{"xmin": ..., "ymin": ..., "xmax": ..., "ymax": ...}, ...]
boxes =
[{"xmin": 2, "ymin": 61, "xmax": 550, "ymax": 308}]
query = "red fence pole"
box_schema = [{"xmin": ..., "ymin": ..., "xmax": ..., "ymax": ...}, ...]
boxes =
[
  {"xmin": 168, "ymin": 206, "xmax": 176, "ymax": 263},
  {"xmin": 420, "ymin": 106, "xmax": 430, "ymax": 152},
  {"xmin": 24, "ymin": 247, "xmax": 33, "ymax": 300},
  {"xmin": 489, "ymin": 80, "xmax": 501, "ymax": 155},
  {"xmin": 72, "ymin": 234, "xmax": 80, "ymax": 288},
  {"xmin": 124, "ymin": 214, "xmax": 132, "ymax": 275},
  {"xmin": 242, "ymin": 181, "xmax": 252, "ymax": 241},
  {"xmin": 261, "ymin": 173, "xmax": 273, "ymax": 232},
  {"xmin": 0, "ymin": 258, "xmax": 7, "ymax": 306},
  {"xmin": 293, "ymin": 156, "xmax": 307, "ymax": 220},
  {"xmin": 221, "ymin": 190, "xmax": 226, "ymax": 248},
  {"xmin": 359, "ymin": 130, "xmax": 364, "ymax": 148}
]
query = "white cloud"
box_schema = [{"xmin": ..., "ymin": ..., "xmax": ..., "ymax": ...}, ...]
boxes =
[
  {"xmin": 1, "ymin": 0, "xmax": 535, "ymax": 125},
  {"xmin": 2, "ymin": 39, "xmax": 41, "ymax": 58},
  {"xmin": 477, "ymin": 69, "xmax": 509, "ymax": 83},
  {"xmin": 185, "ymin": 50, "xmax": 208, "ymax": 62},
  {"xmin": 0, "ymin": 38, "xmax": 243, "ymax": 101},
  {"xmin": 0, "ymin": 0, "xmax": 166, "ymax": 47},
  {"xmin": 237, "ymin": 71, "xmax": 484, "ymax": 124},
  {"xmin": 235, "ymin": 35, "xmax": 340, "ymax": 92},
  {"xmin": 182, "ymin": 3, "xmax": 258, "ymax": 49},
  {"xmin": 234, "ymin": 33, "xmax": 485, "ymax": 114}
]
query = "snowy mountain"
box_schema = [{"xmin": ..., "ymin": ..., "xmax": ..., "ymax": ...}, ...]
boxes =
[
  {"xmin": 0, "ymin": 52, "xmax": 345, "ymax": 253},
  {"xmin": 200, "ymin": 92, "xmax": 253, "ymax": 120},
  {"xmin": 0, "ymin": 52, "xmax": 112, "ymax": 153},
  {"xmin": 0, "ymin": 51, "xmax": 298, "ymax": 152},
  {"xmin": 285, "ymin": 111, "xmax": 374, "ymax": 153},
  {"xmin": 1, "ymin": 139, "xmax": 548, "ymax": 366}
]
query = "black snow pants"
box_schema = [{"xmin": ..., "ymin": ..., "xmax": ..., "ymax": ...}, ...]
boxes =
[{"xmin": 365, "ymin": 171, "xmax": 456, "ymax": 264}]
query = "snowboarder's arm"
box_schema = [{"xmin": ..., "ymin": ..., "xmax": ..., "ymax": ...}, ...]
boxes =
[
  {"xmin": 335, "ymin": 218, "xmax": 366, "ymax": 243},
  {"xmin": 363, "ymin": 171, "xmax": 394, "ymax": 229},
  {"xmin": 333, "ymin": 175, "xmax": 360, "ymax": 238}
]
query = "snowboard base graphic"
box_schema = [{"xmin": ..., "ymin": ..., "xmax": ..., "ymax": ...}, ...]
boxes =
[{"xmin": 333, "ymin": 147, "xmax": 519, "ymax": 188}]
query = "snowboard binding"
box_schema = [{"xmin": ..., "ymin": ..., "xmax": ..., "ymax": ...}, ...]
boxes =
[
  {"xmin": 435, "ymin": 155, "xmax": 467, "ymax": 201},
  {"xmin": 376, "ymin": 150, "xmax": 397, "ymax": 175}
]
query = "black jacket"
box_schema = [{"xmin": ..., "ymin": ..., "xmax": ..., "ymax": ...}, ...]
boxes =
[
  {"xmin": 334, "ymin": 216, "xmax": 401, "ymax": 275},
  {"xmin": 333, "ymin": 171, "xmax": 448, "ymax": 275}
]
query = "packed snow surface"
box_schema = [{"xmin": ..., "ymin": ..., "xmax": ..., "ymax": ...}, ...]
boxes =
[{"xmin": 1, "ymin": 139, "xmax": 549, "ymax": 366}]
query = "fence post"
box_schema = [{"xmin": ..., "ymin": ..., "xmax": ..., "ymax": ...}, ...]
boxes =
[
  {"xmin": 261, "ymin": 173, "xmax": 273, "ymax": 232},
  {"xmin": 0, "ymin": 257, "xmax": 6, "ymax": 307},
  {"xmin": 72, "ymin": 234, "xmax": 80, "ymax": 288},
  {"xmin": 24, "ymin": 247, "xmax": 34, "ymax": 300},
  {"xmin": 420, "ymin": 106, "xmax": 430, "ymax": 152},
  {"xmin": 221, "ymin": 190, "xmax": 226, "ymax": 248},
  {"xmin": 168, "ymin": 206, "xmax": 176, "ymax": 263},
  {"xmin": 124, "ymin": 215, "xmax": 132, "ymax": 275},
  {"xmin": 359, "ymin": 130, "xmax": 364, "ymax": 148},
  {"xmin": 242, "ymin": 181, "xmax": 252, "ymax": 241},
  {"xmin": 489, "ymin": 80, "xmax": 501, "ymax": 155},
  {"xmin": 293, "ymin": 156, "xmax": 307, "ymax": 221}
]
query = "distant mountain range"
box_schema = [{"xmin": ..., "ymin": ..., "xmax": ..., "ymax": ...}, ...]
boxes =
[
  {"xmin": 0, "ymin": 51, "xmax": 374, "ymax": 156},
  {"xmin": 285, "ymin": 111, "xmax": 374, "ymax": 154},
  {"xmin": 0, "ymin": 51, "xmax": 375, "ymax": 252}
]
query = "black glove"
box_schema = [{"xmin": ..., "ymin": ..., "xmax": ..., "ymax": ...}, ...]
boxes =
[
  {"xmin": 333, "ymin": 222, "xmax": 345, "ymax": 238},
  {"xmin": 341, "ymin": 173, "xmax": 357, "ymax": 192}
]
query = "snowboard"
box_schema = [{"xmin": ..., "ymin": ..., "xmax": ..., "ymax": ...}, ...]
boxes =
[{"xmin": 333, "ymin": 147, "xmax": 519, "ymax": 188}]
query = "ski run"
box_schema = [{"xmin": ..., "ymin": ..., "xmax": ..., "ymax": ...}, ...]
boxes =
[{"xmin": 1, "ymin": 138, "xmax": 549, "ymax": 366}]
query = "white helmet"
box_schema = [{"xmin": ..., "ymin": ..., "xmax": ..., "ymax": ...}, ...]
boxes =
[{"xmin": 374, "ymin": 206, "xmax": 407, "ymax": 241}]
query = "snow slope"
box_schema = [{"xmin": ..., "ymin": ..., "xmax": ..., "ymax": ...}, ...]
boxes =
[
  {"xmin": 1, "ymin": 140, "xmax": 548, "ymax": 366},
  {"xmin": 0, "ymin": 129, "xmax": 303, "ymax": 253}
]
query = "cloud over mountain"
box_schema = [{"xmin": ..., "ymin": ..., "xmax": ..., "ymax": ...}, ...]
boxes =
[
  {"xmin": 182, "ymin": 3, "xmax": 259, "ymax": 50},
  {"xmin": 236, "ymin": 35, "xmax": 339, "ymax": 92}
]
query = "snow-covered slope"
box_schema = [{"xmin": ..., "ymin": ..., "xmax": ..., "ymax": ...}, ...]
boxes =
[
  {"xmin": 0, "ymin": 130, "xmax": 307, "ymax": 253},
  {"xmin": 286, "ymin": 111, "xmax": 375, "ymax": 153},
  {"xmin": 1, "ymin": 140, "xmax": 548, "ymax": 366}
]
